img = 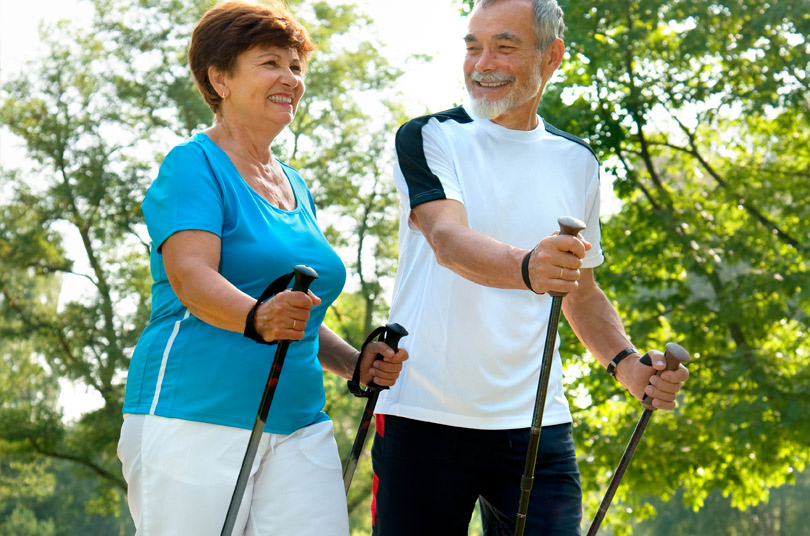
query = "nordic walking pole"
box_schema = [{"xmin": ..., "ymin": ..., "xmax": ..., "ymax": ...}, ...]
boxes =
[
  {"xmin": 221, "ymin": 265, "xmax": 319, "ymax": 536},
  {"xmin": 586, "ymin": 342, "xmax": 691, "ymax": 536},
  {"xmin": 343, "ymin": 322, "xmax": 408, "ymax": 494},
  {"xmin": 514, "ymin": 216, "xmax": 587, "ymax": 536}
]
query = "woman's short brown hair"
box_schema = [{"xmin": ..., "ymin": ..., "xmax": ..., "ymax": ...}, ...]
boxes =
[{"xmin": 188, "ymin": 1, "xmax": 315, "ymax": 114}]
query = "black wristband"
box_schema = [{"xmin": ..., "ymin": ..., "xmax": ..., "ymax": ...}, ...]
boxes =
[
  {"xmin": 348, "ymin": 326, "xmax": 389, "ymax": 398},
  {"xmin": 242, "ymin": 271, "xmax": 294, "ymax": 346},
  {"xmin": 244, "ymin": 301, "xmax": 273, "ymax": 345},
  {"xmin": 521, "ymin": 247, "xmax": 539, "ymax": 294},
  {"xmin": 607, "ymin": 347, "xmax": 638, "ymax": 379}
]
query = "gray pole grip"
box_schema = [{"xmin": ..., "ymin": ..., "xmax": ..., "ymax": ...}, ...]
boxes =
[
  {"xmin": 640, "ymin": 342, "xmax": 690, "ymax": 410},
  {"xmin": 548, "ymin": 216, "xmax": 587, "ymax": 298}
]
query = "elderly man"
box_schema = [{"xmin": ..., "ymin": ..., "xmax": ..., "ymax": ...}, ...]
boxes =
[{"xmin": 370, "ymin": 0, "xmax": 690, "ymax": 534}]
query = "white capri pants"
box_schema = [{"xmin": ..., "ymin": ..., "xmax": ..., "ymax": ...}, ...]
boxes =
[{"xmin": 118, "ymin": 414, "xmax": 350, "ymax": 536}]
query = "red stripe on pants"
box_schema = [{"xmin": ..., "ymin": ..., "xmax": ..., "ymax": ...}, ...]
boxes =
[{"xmin": 371, "ymin": 414, "xmax": 385, "ymax": 525}]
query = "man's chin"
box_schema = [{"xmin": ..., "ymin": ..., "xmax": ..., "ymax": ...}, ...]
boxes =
[{"xmin": 469, "ymin": 97, "xmax": 511, "ymax": 120}]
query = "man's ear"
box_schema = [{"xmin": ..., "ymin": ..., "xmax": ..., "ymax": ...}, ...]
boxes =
[{"xmin": 542, "ymin": 38, "xmax": 565, "ymax": 79}]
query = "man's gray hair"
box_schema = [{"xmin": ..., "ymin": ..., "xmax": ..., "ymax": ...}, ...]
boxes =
[{"xmin": 474, "ymin": 0, "xmax": 565, "ymax": 50}]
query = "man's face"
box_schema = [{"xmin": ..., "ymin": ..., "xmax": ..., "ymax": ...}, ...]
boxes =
[{"xmin": 463, "ymin": 0, "xmax": 545, "ymax": 124}]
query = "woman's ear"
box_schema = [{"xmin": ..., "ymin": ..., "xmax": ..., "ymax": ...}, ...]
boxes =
[{"xmin": 208, "ymin": 65, "xmax": 229, "ymax": 99}]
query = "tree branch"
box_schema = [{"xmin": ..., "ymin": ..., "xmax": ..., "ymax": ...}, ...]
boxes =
[{"xmin": 27, "ymin": 437, "xmax": 126, "ymax": 492}]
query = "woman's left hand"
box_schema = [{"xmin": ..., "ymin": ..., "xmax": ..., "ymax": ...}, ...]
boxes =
[{"xmin": 357, "ymin": 342, "xmax": 409, "ymax": 388}]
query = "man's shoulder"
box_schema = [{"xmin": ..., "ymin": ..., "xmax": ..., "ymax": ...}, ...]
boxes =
[
  {"xmin": 541, "ymin": 119, "xmax": 598, "ymax": 161},
  {"xmin": 397, "ymin": 106, "xmax": 473, "ymax": 137}
]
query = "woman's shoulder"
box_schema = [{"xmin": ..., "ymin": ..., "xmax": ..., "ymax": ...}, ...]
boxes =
[
  {"xmin": 162, "ymin": 132, "xmax": 213, "ymax": 163},
  {"xmin": 150, "ymin": 133, "xmax": 221, "ymax": 193}
]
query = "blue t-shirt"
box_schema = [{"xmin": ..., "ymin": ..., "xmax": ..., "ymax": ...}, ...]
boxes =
[{"xmin": 123, "ymin": 132, "xmax": 346, "ymax": 434}]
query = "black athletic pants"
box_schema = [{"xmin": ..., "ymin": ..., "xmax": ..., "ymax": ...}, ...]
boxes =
[{"xmin": 371, "ymin": 415, "xmax": 582, "ymax": 536}]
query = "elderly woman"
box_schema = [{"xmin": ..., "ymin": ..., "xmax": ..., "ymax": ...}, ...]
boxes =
[{"xmin": 116, "ymin": 2, "xmax": 407, "ymax": 534}]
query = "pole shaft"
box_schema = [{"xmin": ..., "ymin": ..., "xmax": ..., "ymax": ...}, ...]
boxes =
[
  {"xmin": 586, "ymin": 342, "xmax": 690, "ymax": 535},
  {"xmin": 343, "ymin": 391, "xmax": 378, "ymax": 493},
  {"xmin": 515, "ymin": 295, "xmax": 563, "ymax": 536},
  {"xmin": 221, "ymin": 266, "xmax": 317, "ymax": 536},
  {"xmin": 586, "ymin": 410, "xmax": 652, "ymax": 536},
  {"xmin": 221, "ymin": 342, "xmax": 290, "ymax": 536},
  {"xmin": 342, "ymin": 323, "xmax": 407, "ymax": 495}
]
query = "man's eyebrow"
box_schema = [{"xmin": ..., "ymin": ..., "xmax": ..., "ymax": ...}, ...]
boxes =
[
  {"xmin": 463, "ymin": 32, "xmax": 522, "ymax": 44},
  {"xmin": 494, "ymin": 31, "xmax": 521, "ymax": 43}
]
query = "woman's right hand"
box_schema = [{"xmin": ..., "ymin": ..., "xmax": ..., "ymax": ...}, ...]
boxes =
[{"xmin": 252, "ymin": 289, "xmax": 322, "ymax": 342}]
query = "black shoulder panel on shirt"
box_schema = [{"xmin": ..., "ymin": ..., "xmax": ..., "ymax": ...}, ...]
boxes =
[
  {"xmin": 542, "ymin": 119, "xmax": 598, "ymax": 162},
  {"xmin": 395, "ymin": 106, "xmax": 473, "ymax": 208}
]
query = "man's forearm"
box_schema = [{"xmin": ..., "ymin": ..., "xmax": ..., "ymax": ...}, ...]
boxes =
[
  {"xmin": 562, "ymin": 272, "xmax": 635, "ymax": 370},
  {"xmin": 423, "ymin": 217, "xmax": 528, "ymax": 290}
]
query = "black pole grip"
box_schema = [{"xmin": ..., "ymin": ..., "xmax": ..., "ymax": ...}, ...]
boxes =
[
  {"xmin": 366, "ymin": 323, "xmax": 408, "ymax": 391},
  {"xmin": 291, "ymin": 265, "xmax": 318, "ymax": 294},
  {"xmin": 640, "ymin": 342, "xmax": 690, "ymax": 410},
  {"xmin": 382, "ymin": 322, "xmax": 408, "ymax": 351}
]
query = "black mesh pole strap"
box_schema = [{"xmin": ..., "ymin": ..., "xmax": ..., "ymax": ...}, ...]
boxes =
[{"xmin": 221, "ymin": 265, "xmax": 318, "ymax": 536}]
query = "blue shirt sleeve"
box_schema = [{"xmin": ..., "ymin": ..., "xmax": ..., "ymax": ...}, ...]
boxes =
[{"xmin": 143, "ymin": 142, "xmax": 225, "ymax": 251}]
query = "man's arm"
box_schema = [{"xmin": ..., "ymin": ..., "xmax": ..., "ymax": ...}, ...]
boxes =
[
  {"xmin": 413, "ymin": 196, "xmax": 688, "ymax": 408},
  {"xmin": 562, "ymin": 269, "xmax": 689, "ymax": 409},
  {"xmin": 411, "ymin": 198, "xmax": 587, "ymax": 295}
]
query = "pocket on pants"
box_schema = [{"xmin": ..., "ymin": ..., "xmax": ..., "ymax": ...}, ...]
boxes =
[{"xmin": 296, "ymin": 420, "xmax": 341, "ymax": 470}]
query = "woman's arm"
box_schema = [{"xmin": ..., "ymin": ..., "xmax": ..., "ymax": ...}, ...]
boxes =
[
  {"xmin": 317, "ymin": 324, "xmax": 408, "ymax": 386},
  {"xmin": 161, "ymin": 229, "xmax": 317, "ymax": 342}
]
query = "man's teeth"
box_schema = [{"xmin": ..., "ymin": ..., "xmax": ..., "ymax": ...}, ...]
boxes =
[
  {"xmin": 269, "ymin": 96, "xmax": 292, "ymax": 103},
  {"xmin": 479, "ymin": 81, "xmax": 507, "ymax": 87}
]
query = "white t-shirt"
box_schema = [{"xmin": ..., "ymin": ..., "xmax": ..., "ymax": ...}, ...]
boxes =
[{"xmin": 376, "ymin": 104, "xmax": 604, "ymax": 430}]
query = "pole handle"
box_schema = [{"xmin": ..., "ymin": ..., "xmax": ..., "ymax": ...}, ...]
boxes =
[
  {"xmin": 366, "ymin": 322, "xmax": 408, "ymax": 390},
  {"xmin": 557, "ymin": 215, "xmax": 587, "ymax": 238},
  {"xmin": 291, "ymin": 264, "xmax": 318, "ymax": 294},
  {"xmin": 640, "ymin": 342, "xmax": 690, "ymax": 410},
  {"xmin": 382, "ymin": 322, "xmax": 408, "ymax": 351},
  {"xmin": 549, "ymin": 216, "xmax": 587, "ymax": 298}
]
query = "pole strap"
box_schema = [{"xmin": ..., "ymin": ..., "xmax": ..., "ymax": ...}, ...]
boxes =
[
  {"xmin": 347, "ymin": 326, "xmax": 390, "ymax": 398},
  {"xmin": 243, "ymin": 271, "xmax": 295, "ymax": 345}
]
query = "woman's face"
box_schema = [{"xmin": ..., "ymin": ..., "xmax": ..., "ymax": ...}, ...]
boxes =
[{"xmin": 220, "ymin": 45, "xmax": 306, "ymax": 130}]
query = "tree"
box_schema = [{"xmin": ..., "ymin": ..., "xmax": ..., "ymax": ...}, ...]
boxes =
[
  {"xmin": 1, "ymin": 0, "xmax": 409, "ymax": 530},
  {"xmin": 461, "ymin": 0, "xmax": 809, "ymax": 532}
]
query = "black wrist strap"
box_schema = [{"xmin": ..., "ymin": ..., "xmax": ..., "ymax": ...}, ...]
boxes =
[
  {"xmin": 607, "ymin": 347, "xmax": 638, "ymax": 378},
  {"xmin": 243, "ymin": 271, "xmax": 295, "ymax": 345},
  {"xmin": 522, "ymin": 247, "xmax": 540, "ymax": 294},
  {"xmin": 348, "ymin": 326, "xmax": 389, "ymax": 398}
]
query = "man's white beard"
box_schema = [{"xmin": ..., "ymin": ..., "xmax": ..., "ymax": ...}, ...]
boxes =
[
  {"xmin": 470, "ymin": 92, "xmax": 515, "ymax": 119},
  {"xmin": 467, "ymin": 65, "xmax": 544, "ymax": 120}
]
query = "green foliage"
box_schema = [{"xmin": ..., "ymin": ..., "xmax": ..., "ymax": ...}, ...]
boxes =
[
  {"xmin": 0, "ymin": 506, "xmax": 56, "ymax": 536},
  {"xmin": 633, "ymin": 468, "xmax": 810, "ymax": 535}
]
